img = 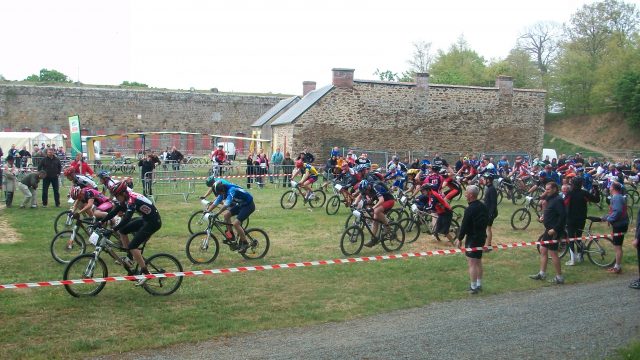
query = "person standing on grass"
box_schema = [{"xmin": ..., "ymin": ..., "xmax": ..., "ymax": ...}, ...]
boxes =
[
  {"xmin": 602, "ymin": 181, "xmax": 629, "ymax": 274},
  {"xmin": 529, "ymin": 182, "xmax": 566, "ymax": 285},
  {"xmin": 38, "ymin": 147, "xmax": 62, "ymax": 207},
  {"xmin": 564, "ymin": 176, "xmax": 600, "ymax": 266},
  {"xmin": 481, "ymin": 173, "xmax": 497, "ymax": 250},
  {"xmin": 630, "ymin": 205, "xmax": 640, "ymax": 289},
  {"xmin": 3, "ymin": 156, "xmax": 18, "ymax": 207},
  {"xmin": 17, "ymin": 170, "xmax": 46, "ymax": 208},
  {"xmin": 454, "ymin": 185, "xmax": 488, "ymax": 295}
]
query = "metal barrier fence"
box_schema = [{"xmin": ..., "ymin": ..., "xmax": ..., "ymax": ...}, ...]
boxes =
[{"xmin": 144, "ymin": 170, "xmax": 196, "ymax": 203}]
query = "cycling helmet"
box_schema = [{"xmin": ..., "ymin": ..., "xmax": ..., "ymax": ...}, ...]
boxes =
[
  {"xmin": 97, "ymin": 170, "xmax": 110, "ymax": 179},
  {"xmin": 358, "ymin": 180, "xmax": 369, "ymax": 191},
  {"xmin": 69, "ymin": 186, "xmax": 81, "ymax": 200},
  {"xmin": 205, "ymin": 175, "xmax": 216, "ymax": 187},
  {"xmin": 439, "ymin": 168, "xmax": 448, "ymax": 176},
  {"xmin": 63, "ymin": 167, "xmax": 76, "ymax": 177},
  {"xmin": 407, "ymin": 169, "xmax": 420, "ymax": 176},
  {"xmin": 295, "ymin": 160, "xmax": 304, "ymax": 169},
  {"xmin": 420, "ymin": 183, "xmax": 434, "ymax": 191},
  {"xmin": 481, "ymin": 172, "xmax": 494, "ymax": 180},
  {"xmin": 212, "ymin": 180, "xmax": 225, "ymax": 195},
  {"xmin": 431, "ymin": 165, "xmax": 441, "ymax": 172},
  {"xmin": 363, "ymin": 163, "xmax": 371, "ymax": 170},
  {"xmin": 109, "ymin": 181, "xmax": 129, "ymax": 197}
]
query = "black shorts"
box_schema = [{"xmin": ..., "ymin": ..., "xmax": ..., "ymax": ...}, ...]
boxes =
[
  {"xmin": 487, "ymin": 211, "xmax": 498, "ymax": 227},
  {"xmin": 465, "ymin": 238, "xmax": 486, "ymax": 259},
  {"xmin": 119, "ymin": 216, "xmax": 162, "ymax": 249},
  {"xmin": 230, "ymin": 202, "xmax": 255, "ymax": 222},
  {"xmin": 435, "ymin": 212, "xmax": 452, "ymax": 234},
  {"xmin": 541, "ymin": 231, "xmax": 560, "ymax": 251},
  {"xmin": 611, "ymin": 223, "xmax": 629, "ymax": 246}
]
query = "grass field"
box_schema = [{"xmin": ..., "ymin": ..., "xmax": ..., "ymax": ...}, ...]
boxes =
[{"xmin": 0, "ymin": 177, "xmax": 637, "ymax": 359}]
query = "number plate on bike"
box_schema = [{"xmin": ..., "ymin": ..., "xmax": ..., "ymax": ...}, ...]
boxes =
[
  {"xmin": 89, "ymin": 232, "xmax": 99, "ymax": 245},
  {"xmin": 290, "ymin": 181, "xmax": 297, "ymax": 187},
  {"xmin": 401, "ymin": 196, "xmax": 407, "ymax": 203},
  {"xmin": 352, "ymin": 209, "xmax": 362, "ymax": 218},
  {"xmin": 334, "ymin": 184, "xmax": 343, "ymax": 191}
]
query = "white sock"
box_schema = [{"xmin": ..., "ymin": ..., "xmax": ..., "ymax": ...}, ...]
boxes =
[
  {"xmin": 569, "ymin": 249, "xmax": 575, "ymax": 261},
  {"xmin": 476, "ymin": 279, "xmax": 482, "ymax": 287},
  {"xmin": 539, "ymin": 271, "xmax": 546, "ymax": 277},
  {"xmin": 470, "ymin": 282, "xmax": 476, "ymax": 289}
]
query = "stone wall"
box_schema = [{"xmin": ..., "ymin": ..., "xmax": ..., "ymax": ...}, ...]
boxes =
[
  {"xmin": 275, "ymin": 79, "xmax": 545, "ymax": 158},
  {"xmin": 0, "ymin": 84, "xmax": 283, "ymax": 137}
]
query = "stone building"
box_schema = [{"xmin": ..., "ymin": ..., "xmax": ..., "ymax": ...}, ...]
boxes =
[{"xmin": 269, "ymin": 68, "xmax": 546, "ymax": 159}]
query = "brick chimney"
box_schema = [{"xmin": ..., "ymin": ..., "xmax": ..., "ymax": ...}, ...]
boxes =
[
  {"xmin": 415, "ymin": 72, "xmax": 429, "ymax": 91},
  {"xmin": 302, "ymin": 81, "xmax": 316, "ymax": 96},
  {"xmin": 332, "ymin": 68, "xmax": 355, "ymax": 89},
  {"xmin": 495, "ymin": 75, "xmax": 513, "ymax": 95}
]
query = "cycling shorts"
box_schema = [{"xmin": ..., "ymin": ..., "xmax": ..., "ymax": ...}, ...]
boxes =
[
  {"xmin": 444, "ymin": 188, "xmax": 459, "ymax": 201},
  {"xmin": 119, "ymin": 216, "xmax": 162, "ymax": 250},
  {"xmin": 305, "ymin": 175, "xmax": 318, "ymax": 184},
  {"xmin": 380, "ymin": 199, "xmax": 395, "ymax": 211},
  {"xmin": 230, "ymin": 201, "xmax": 256, "ymax": 222},
  {"xmin": 96, "ymin": 202, "xmax": 113, "ymax": 212}
]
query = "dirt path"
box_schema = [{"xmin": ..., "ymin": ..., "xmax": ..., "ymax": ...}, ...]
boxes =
[
  {"xmin": 0, "ymin": 206, "xmax": 21, "ymax": 244},
  {"xmin": 545, "ymin": 131, "xmax": 619, "ymax": 160}
]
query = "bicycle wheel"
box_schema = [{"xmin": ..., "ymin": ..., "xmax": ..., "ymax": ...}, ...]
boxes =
[
  {"xmin": 496, "ymin": 190, "xmax": 503, "ymax": 205},
  {"xmin": 535, "ymin": 234, "xmax": 568, "ymax": 259},
  {"xmin": 185, "ymin": 231, "xmax": 220, "ymax": 264},
  {"xmin": 451, "ymin": 205, "xmax": 466, "ymax": 222},
  {"xmin": 187, "ymin": 210, "xmax": 208, "ymax": 234},
  {"xmin": 434, "ymin": 219, "xmax": 460, "ymax": 243},
  {"xmin": 512, "ymin": 189, "xmax": 528, "ymax": 205},
  {"xmin": 344, "ymin": 212, "xmax": 363, "ymax": 229},
  {"xmin": 280, "ymin": 190, "xmax": 298, "ymax": 209},
  {"xmin": 586, "ymin": 237, "xmax": 615, "ymax": 268},
  {"xmin": 627, "ymin": 189, "xmax": 638, "ymax": 208},
  {"xmin": 387, "ymin": 209, "xmax": 403, "ymax": 223},
  {"xmin": 51, "ymin": 231, "xmax": 87, "ymax": 264},
  {"xmin": 63, "ymin": 254, "xmax": 108, "ymax": 297},
  {"xmin": 54, "ymin": 210, "xmax": 74, "ymax": 233},
  {"xmin": 241, "ymin": 228, "xmax": 270, "ymax": 259},
  {"xmin": 326, "ymin": 195, "xmax": 341, "ymax": 215},
  {"xmin": 142, "ymin": 253, "xmax": 183, "ymax": 296},
  {"xmin": 340, "ymin": 225, "xmax": 364, "ymax": 256},
  {"xmin": 510, "ymin": 208, "xmax": 531, "ymax": 230},
  {"xmin": 398, "ymin": 217, "xmax": 420, "ymax": 243},
  {"xmin": 477, "ymin": 185, "xmax": 485, "ymax": 200},
  {"xmin": 380, "ymin": 221, "xmax": 405, "ymax": 252},
  {"xmin": 309, "ymin": 190, "xmax": 326, "ymax": 208}
]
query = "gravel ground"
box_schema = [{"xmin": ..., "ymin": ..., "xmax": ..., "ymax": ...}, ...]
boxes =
[{"xmin": 97, "ymin": 276, "xmax": 639, "ymax": 360}]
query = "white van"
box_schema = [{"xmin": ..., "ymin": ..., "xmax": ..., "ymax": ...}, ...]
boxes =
[
  {"xmin": 215, "ymin": 141, "xmax": 236, "ymax": 160},
  {"xmin": 542, "ymin": 148, "xmax": 557, "ymax": 162}
]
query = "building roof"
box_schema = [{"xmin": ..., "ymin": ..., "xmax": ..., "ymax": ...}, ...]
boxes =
[
  {"xmin": 251, "ymin": 96, "xmax": 299, "ymax": 127},
  {"xmin": 271, "ymin": 85, "xmax": 334, "ymax": 126}
]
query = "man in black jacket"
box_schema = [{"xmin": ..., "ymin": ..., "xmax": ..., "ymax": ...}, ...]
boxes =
[
  {"xmin": 482, "ymin": 173, "xmax": 498, "ymax": 249},
  {"xmin": 530, "ymin": 182, "xmax": 566, "ymax": 284},
  {"xmin": 564, "ymin": 176, "xmax": 600, "ymax": 266},
  {"xmin": 455, "ymin": 185, "xmax": 489, "ymax": 294},
  {"xmin": 37, "ymin": 148, "xmax": 62, "ymax": 207}
]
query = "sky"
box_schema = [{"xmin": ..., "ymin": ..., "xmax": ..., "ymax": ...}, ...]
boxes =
[{"xmin": 1, "ymin": 0, "xmax": 636, "ymax": 95}]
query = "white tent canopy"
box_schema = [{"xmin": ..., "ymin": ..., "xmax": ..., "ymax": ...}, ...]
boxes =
[{"xmin": 0, "ymin": 132, "xmax": 66, "ymax": 156}]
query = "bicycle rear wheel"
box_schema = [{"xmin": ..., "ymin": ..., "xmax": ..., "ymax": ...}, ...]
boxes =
[
  {"xmin": 510, "ymin": 208, "xmax": 531, "ymax": 230},
  {"xmin": 142, "ymin": 253, "xmax": 183, "ymax": 296},
  {"xmin": 586, "ymin": 237, "xmax": 615, "ymax": 268},
  {"xmin": 434, "ymin": 219, "xmax": 460, "ymax": 243},
  {"xmin": 63, "ymin": 254, "xmax": 108, "ymax": 297},
  {"xmin": 185, "ymin": 231, "xmax": 220, "ymax": 264},
  {"xmin": 380, "ymin": 221, "xmax": 405, "ymax": 252},
  {"xmin": 340, "ymin": 225, "xmax": 364, "ymax": 256},
  {"xmin": 51, "ymin": 231, "xmax": 87, "ymax": 264},
  {"xmin": 309, "ymin": 190, "xmax": 326, "ymax": 208},
  {"xmin": 451, "ymin": 205, "xmax": 466, "ymax": 222},
  {"xmin": 398, "ymin": 217, "xmax": 420, "ymax": 243},
  {"xmin": 241, "ymin": 228, "xmax": 270, "ymax": 259},
  {"xmin": 326, "ymin": 195, "xmax": 341, "ymax": 215}
]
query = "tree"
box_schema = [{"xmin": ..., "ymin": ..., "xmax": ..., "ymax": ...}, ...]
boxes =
[
  {"xmin": 373, "ymin": 69, "xmax": 398, "ymax": 82},
  {"xmin": 429, "ymin": 35, "xmax": 488, "ymax": 86},
  {"xmin": 120, "ymin": 81, "xmax": 149, "ymax": 88},
  {"xmin": 613, "ymin": 70, "xmax": 640, "ymax": 127},
  {"xmin": 517, "ymin": 21, "xmax": 562, "ymax": 76},
  {"xmin": 486, "ymin": 48, "xmax": 542, "ymax": 89},
  {"xmin": 24, "ymin": 68, "xmax": 71, "ymax": 83}
]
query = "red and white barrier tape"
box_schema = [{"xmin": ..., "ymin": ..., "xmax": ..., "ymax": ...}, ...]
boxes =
[{"xmin": 0, "ymin": 232, "xmax": 623, "ymax": 291}]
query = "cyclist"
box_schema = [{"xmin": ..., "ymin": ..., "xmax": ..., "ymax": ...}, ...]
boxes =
[
  {"xmin": 415, "ymin": 183, "xmax": 455, "ymax": 242},
  {"xmin": 63, "ymin": 167, "xmax": 97, "ymax": 190},
  {"xmin": 100, "ymin": 181, "xmax": 162, "ymax": 286},
  {"xmin": 456, "ymin": 159, "xmax": 478, "ymax": 186},
  {"xmin": 96, "ymin": 170, "xmax": 133, "ymax": 196},
  {"xmin": 70, "ymin": 186, "xmax": 113, "ymax": 219},
  {"xmin": 206, "ymin": 180, "xmax": 255, "ymax": 254},
  {"xmin": 290, "ymin": 160, "xmax": 319, "ymax": 201},
  {"xmin": 353, "ymin": 179, "xmax": 395, "ymax": 247},
  {"xmin": 441, "ymin": 168, "xmax": 462, "ymax": 201}
]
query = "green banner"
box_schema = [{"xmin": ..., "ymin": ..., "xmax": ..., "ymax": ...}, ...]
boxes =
[{"xmin": 68, "ymin": 115, "xmax": 82, "ymax": 157}]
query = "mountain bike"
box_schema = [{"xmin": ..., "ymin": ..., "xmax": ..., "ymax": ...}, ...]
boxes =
[
  {"xmin": 50, "ymin": 215, "xmax": 98, "ymax": 264},
  {"xmin": 510, "ymin": 195, "xmax": 543, "ymax": 230},
  {"xmin": 340, "ymin": 207, "xmax": 405, "ymax": 256},
  {"xmin": 325, "ymin": 182, "xmax": 353, "ymax": 215},
  {"xmin": 535, "ymin": 217, "xmax": 615, "ymax": 267},
  {"xmin": 185, "ymin": 212, "xmax": 270, "ymax": 264},
  {"xmin": 280, "ymin": 180, "xmax": 326, "ymax": 209},
  {"xmin": 397, "ymin": 204, "xmax": 460, "ymax": 244},
  {"xmin": 188, "ymin": 198, "xmax": 248, "ymax": 234},
  {"xmin": 63, "ymin": 228, "xmax": 183, "ymax": 297}
]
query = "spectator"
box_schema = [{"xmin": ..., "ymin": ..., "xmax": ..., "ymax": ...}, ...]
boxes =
[
  {"xmin": 564, "ymin": 177, "xmax": 600, "ymax": 266},
  {"xmin": 355, "ymin": 153, "xmax": 371, "ymax": 166},
  {"xmin": 321, "ymin": 155, "xmax": 338, "ymax": 190},
  {"xmin": 270, "ymin": 147, "xmax": 284, "ymax": 184},
  {"xmin": 161, "ymin": 147, "xmax": 170, "ymax": 170},
  {"xmin": 8, "ymin": 144, "xmax": 18, "ymax": 159},
  {"xmin": 481, "ymin": 173, "xmax": 498, "ymax": 249},
  {"xmin": 602, "ymin": 182, "xmax": 629, "ymax": 274},
  {"xmin": 282, "ymin": 152, "xmax": 294, "ymax": 187},
  {"xmin": 454, "ymin": 185, "xmax": 489, "ymax": 294},
  {"xmin": 529, "ymin": 182, "xmax": 565, "ymax": 284},
  {"xmin": 346, "ymin": 151, "xmax": 356, "ymax": 167},
  {"xmin": 138, "ymin": 152, "xmax": 157, "ymax": 196},
  {"xmin": 246, "ymin": 153, "xmax": 254, "ymax": 189},
  {"xmin": 56, "ymin": 146, "xmax": 66, "ymax": 159},
  {"xmin": 169, "ymin": 146, "xmax": 184, "ymax": 170},
  {"xmin": 3, "ymin": 156, "xmax": 18, "ymax": 207},
  {"xmin": 37, "ymin": 147, "xmax": 62, "ymax": 207},
  {"xmin": 18, "ymin": 146, "xmax": 31, "ymax": 168},
  {"xmin": 410, "ymin": 157, "xmax": 421, "ymax": 170},
  {"xmin": 18, "ymin": 170, "xmax": 46, "ymax": 208},
  {"xmin": 256, "ymin": 153, "xmax": 268, "ymax": 188},
  {"xmin": 630, "ymin": 206, "xmax": 639, "ymax": 289},
  {"xmin": 70, "ymin": 153, "xmax": 94, "ymax": 177}
]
